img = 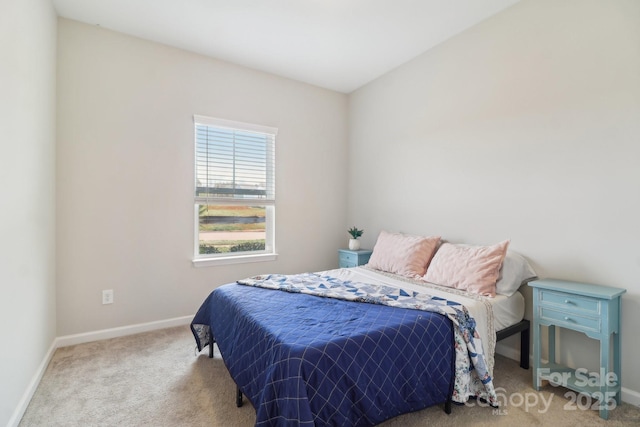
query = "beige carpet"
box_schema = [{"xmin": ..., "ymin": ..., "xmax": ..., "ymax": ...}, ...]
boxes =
[{"xmin": 19, "ymin": 326, "xmax": 640, "ymax": 426}]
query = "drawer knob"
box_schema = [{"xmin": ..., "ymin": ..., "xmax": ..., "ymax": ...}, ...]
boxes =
[
  {"xmin": 564, "ymin": 316, "xmax": 570, "ymax": 321},
  {"xmin": 564, "ymin": 300, "xmax": 570, "ymax": 304}
]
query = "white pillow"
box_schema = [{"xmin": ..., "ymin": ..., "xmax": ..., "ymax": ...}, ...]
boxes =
[{"xmin": 495, "ymin": 251, "xmax": 537, "ymax": 296}]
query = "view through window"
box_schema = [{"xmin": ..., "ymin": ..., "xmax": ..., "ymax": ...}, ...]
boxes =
[
  {"xmin": 194, "ymin": 116, "xmax": 276, "ymax": 258},
  {"xmin": 197, "ymin": 204, "xmax": 267, "ymax": 254}
]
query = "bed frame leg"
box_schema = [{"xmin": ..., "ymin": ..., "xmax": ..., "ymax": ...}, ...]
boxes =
[
  {"xmin": 236, "ymin": 386, "xmax": 243, "ymax": 407},
  {"xmin": 444, "ymin": 398, "xmax": 452, "ymax": 414},
  {"xmin": 520, "ymin": 322, "xmax": 530, "ymax": 370},
  {"xmin": 496, "ymin": 319, "xmax": 530, "ymax": 370}
]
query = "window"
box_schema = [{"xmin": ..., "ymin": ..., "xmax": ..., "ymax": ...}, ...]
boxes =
[{"xmin": 193, "ymin": 115, "xmax": 276, "ymax": 265}]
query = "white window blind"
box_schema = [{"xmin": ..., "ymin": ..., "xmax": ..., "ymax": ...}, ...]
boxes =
[
  {"xmin": 193, "ymin": 115, "xmax": 277, "ymax": 264},
  {"xmin": 194, "ymin": 115, "xmax": 276, "ymax": 205}
]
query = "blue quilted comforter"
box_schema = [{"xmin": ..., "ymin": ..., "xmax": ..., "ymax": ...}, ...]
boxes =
[{"xmin": 191, "ymin": 276, "xmax": 457, "ymax": 426}]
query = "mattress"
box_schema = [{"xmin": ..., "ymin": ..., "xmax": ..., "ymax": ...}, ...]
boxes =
[{"xmin": 489, "ymin": 290, "xmax": 525, "ymax": 331}]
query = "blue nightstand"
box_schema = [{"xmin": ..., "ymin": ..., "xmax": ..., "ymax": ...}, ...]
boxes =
[
  {"xmin": 529, "ymin": 279, "xmax": 626, "ymax": 420},
  {"xmin": 338, "ymin": 249, "xmax": 372, "ymax": 268}
]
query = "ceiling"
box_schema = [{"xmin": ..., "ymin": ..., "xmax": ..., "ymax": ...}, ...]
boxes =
[{"xmin": 52, "ymin": 0, "xmax": 520, "ymax": 93}]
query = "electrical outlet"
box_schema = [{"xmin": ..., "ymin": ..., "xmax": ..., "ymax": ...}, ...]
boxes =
[{"xmin": 102, "ymin": 289, "xmax": 114, "ymax": 305}]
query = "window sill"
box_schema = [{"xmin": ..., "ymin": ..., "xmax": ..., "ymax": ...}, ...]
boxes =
[{"xmin": 192, "ymin": 253, "xmax": 278, "ymax": 268}]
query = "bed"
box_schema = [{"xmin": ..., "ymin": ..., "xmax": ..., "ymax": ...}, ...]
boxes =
[{"xmin": 191, "ymin": 234, "xmax": 535, "ymax": 426}]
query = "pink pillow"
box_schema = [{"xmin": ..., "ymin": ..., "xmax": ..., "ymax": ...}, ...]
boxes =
[
  {"xmin": 367, "ymin": 231, "xmax": 441, "ymax": 278},
  {"xmin": 423, "ymin": 240, "xmax": 510, "ymax": 297}
]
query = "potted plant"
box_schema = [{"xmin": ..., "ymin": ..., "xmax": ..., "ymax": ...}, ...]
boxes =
[{"xmin": 347, "ymin": 226, "xmax": 364, "ymax": 250}]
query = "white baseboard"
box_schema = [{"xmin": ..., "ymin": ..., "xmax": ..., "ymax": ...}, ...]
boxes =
[
  {"xmin": 495, "ymin": 343, "xmax": 640, "ymax": 408},
  {"xmin": 56, "ymin": 315, "xmax": 193, "ymax": 348},
  {"xmin": 8, "ymin": 315, "xmax": 193, "ymax": 426},
  {"xmin": 495, "ymin": 341, "xmax": 522, "ymax": 362},
  {"xmin": 622, "ymin": 387, "xmax": 640, "ymax": 407},
  {"xmin": 7, "ymin": 339, "xmax": 58, "ymax": 427}
]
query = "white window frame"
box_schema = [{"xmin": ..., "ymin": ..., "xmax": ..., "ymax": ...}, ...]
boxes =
[{"xmin": 192, "ymin": 115, "xmax": 277, "ymax": 267}]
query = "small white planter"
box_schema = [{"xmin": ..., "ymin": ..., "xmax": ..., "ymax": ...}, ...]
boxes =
[{"xmin": 348, "ymin": 238, "xmax": 361, "ymax": 250}]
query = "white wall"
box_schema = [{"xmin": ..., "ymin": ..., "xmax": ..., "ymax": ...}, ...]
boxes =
[
  {"xmin": 56, "ymin": 19, "xmax": 348, "ymax": 336},
  {"xmin": 0, "ymin": 0, "xmax": 57, "ymax": 425},
  {"xmin": 348, "ymin": 0, "xmax": 640, "ymax": 397}
]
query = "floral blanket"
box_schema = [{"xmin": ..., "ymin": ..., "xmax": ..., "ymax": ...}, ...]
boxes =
[{"xmin": 239, "ymin": 272, "xmax": 498, "ymax": 405}]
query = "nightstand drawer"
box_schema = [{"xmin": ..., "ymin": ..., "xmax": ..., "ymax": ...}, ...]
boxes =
[
  {"xmin": 339, "ymin": 252, "xmax": 358, "ymax": 266},
  {"xmin": 539, "ymin": 289, "xmax": 600, "ymax": 315},
  {"xmin": 338, "ymin": 249, "xmax": 372, "ymax": 268},
  {"xmin": 539, "ymin": 307, "xmax": 601, "ymax": 333}
]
